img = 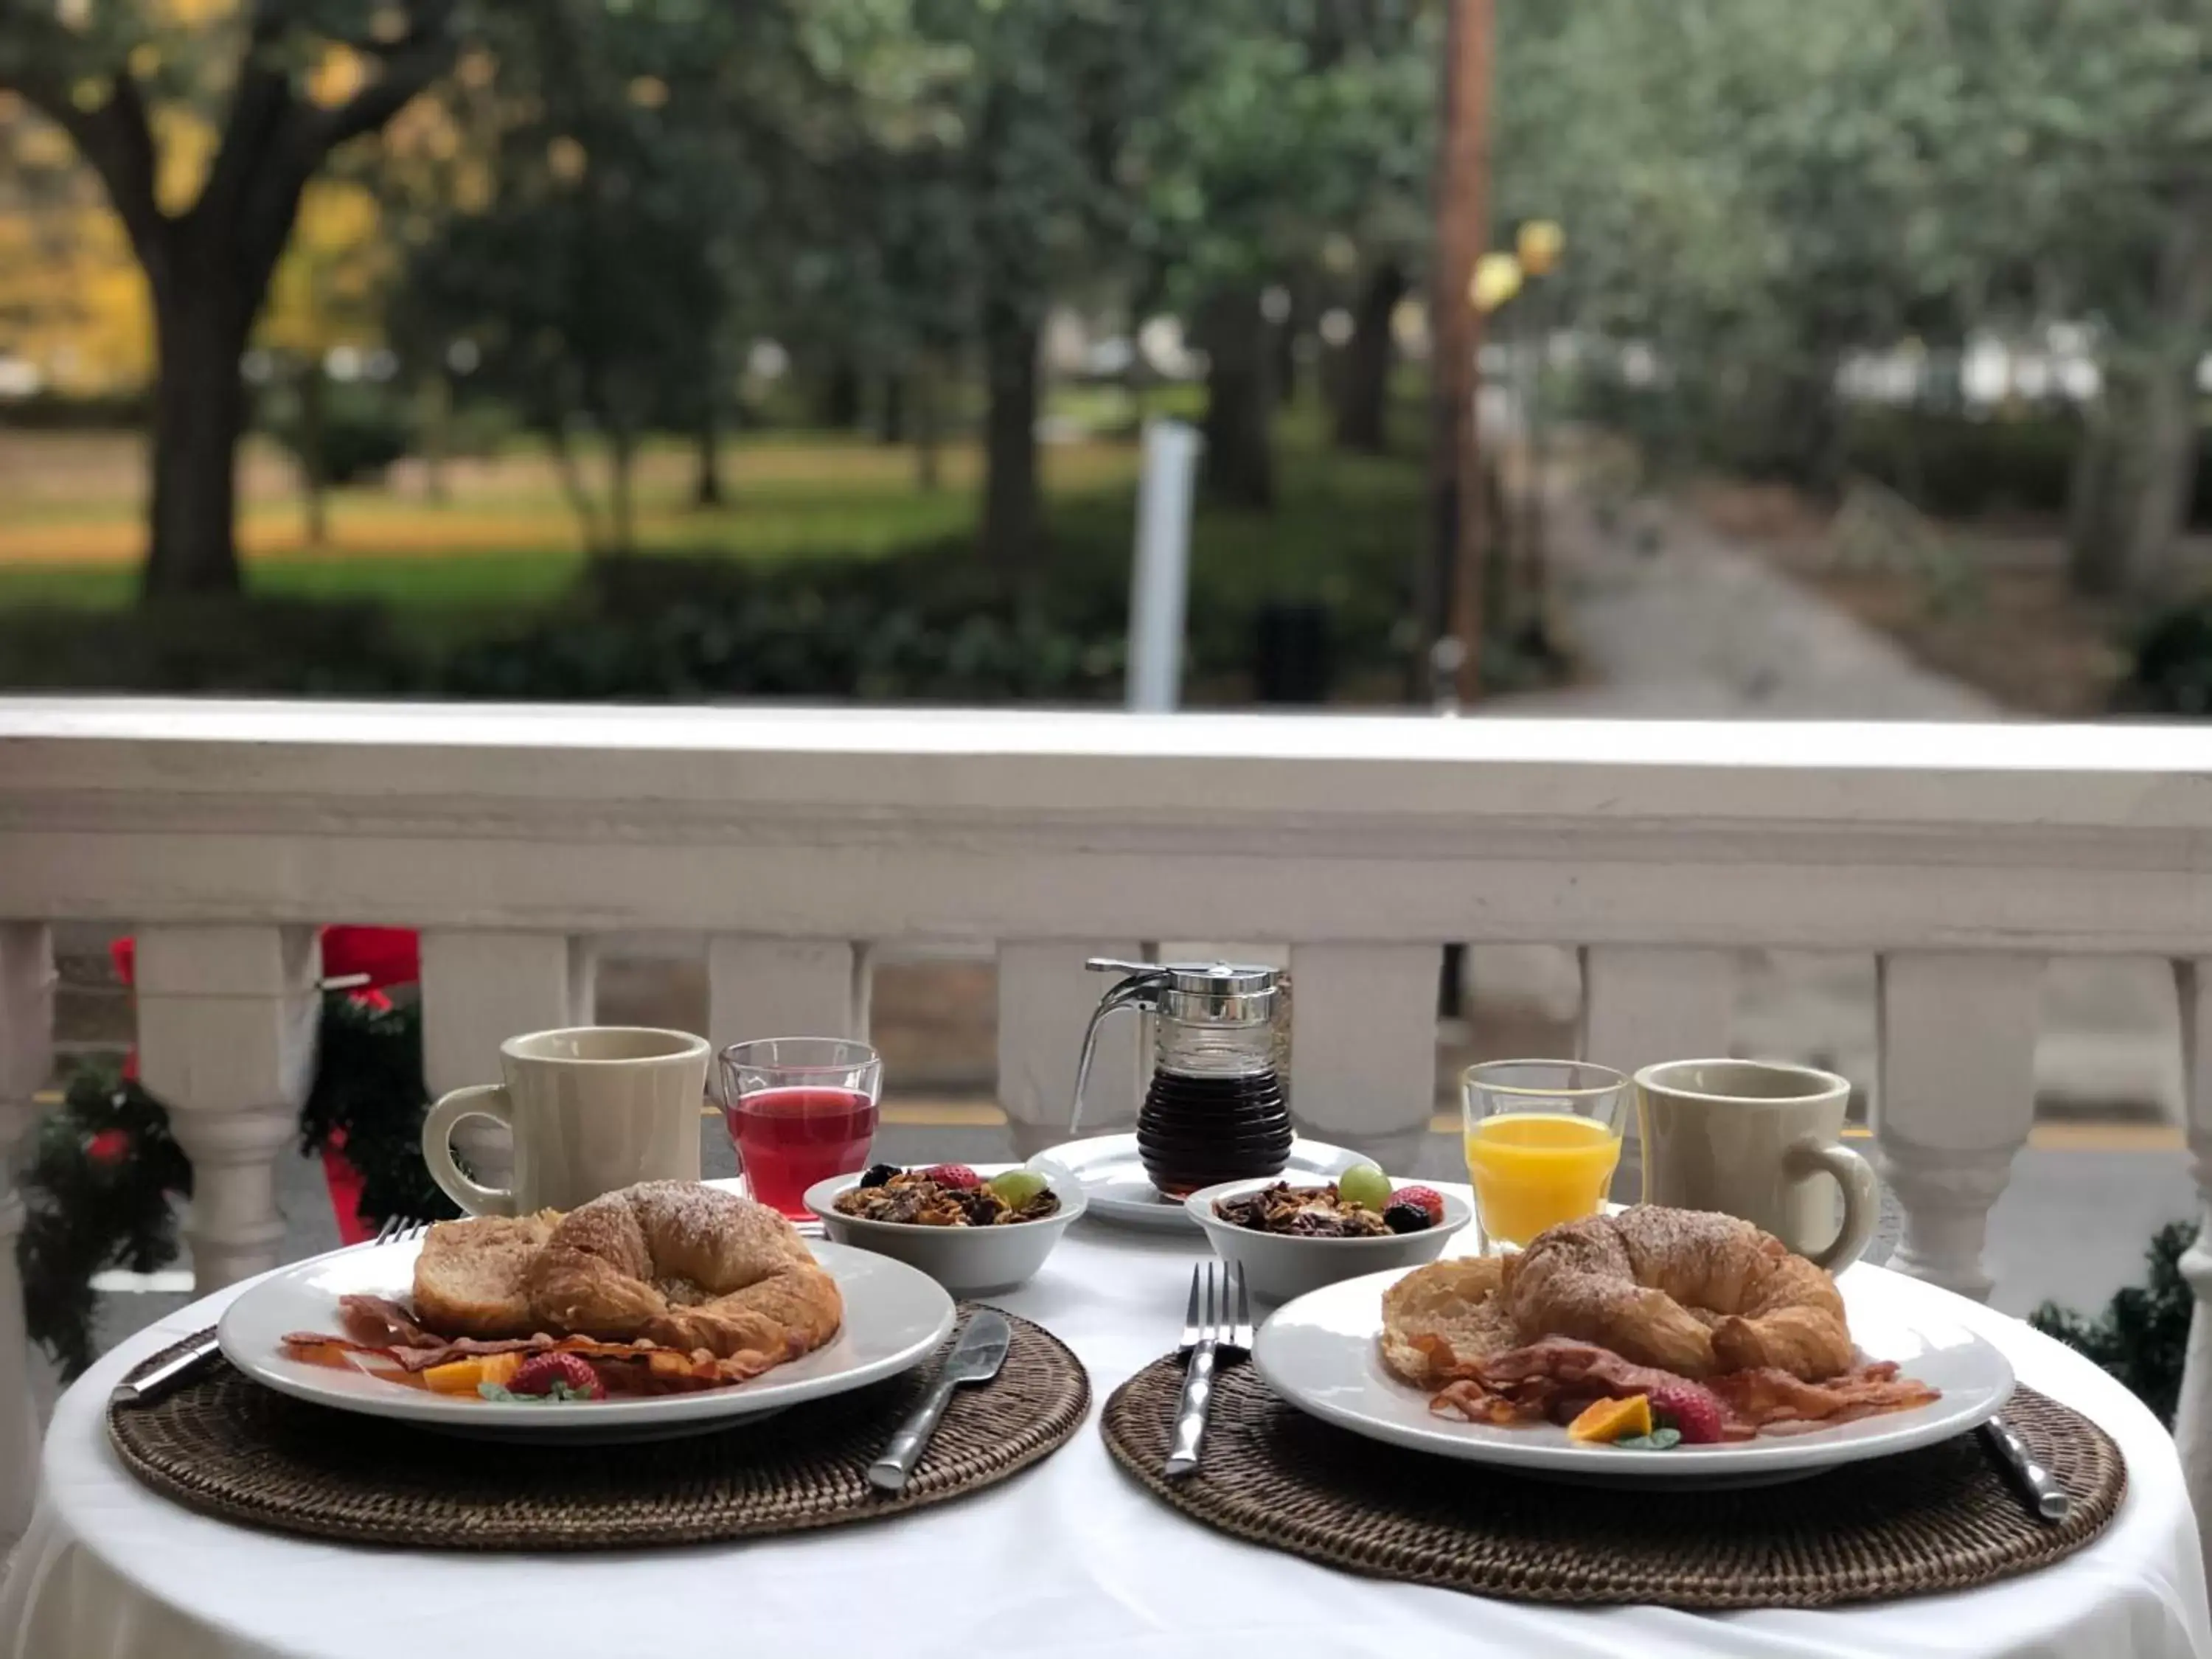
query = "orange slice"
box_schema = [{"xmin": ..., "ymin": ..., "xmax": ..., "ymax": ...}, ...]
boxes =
[{"xmin": 1566, "ymin": 1394, "xmax": 1653, "ymax": 1444}]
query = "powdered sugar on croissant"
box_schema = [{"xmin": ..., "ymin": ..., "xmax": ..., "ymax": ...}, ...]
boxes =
[
  {"xmin": 523, "ymin": 1182, "xmax": 843, "ymax": 1363},
  {"xmin": 1503, "ymin": 1207, "xmax": 1852, "ymax": 1381}
]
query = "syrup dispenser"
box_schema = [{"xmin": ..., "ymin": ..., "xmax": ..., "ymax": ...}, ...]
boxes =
[{"xmin": 1068, "ymin": 958, "xmax": 1292, "ymax": 1197}]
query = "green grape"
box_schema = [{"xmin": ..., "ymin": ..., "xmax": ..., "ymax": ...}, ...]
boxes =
[
  {"xmin": 1336, "ymin": 1163, "xmax": 1392, "ymax": 1211},
  {"xmin": 988, "ymin": 1169, "xmax": 1049, "ymax": 1206}
]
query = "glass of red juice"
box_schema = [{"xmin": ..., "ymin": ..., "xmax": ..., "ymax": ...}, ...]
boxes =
[{"xmin": 717, "ymin": 1037, "xmax": 883, "ymax": 1219}]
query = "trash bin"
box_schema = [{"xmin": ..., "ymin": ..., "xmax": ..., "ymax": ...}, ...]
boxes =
[{"xmin": 1254, "ymin": 601, "xmax": 1332, "ymax": 703}]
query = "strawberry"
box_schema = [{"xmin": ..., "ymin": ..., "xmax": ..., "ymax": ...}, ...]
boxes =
[
  {"xmin": 509, "ymin": 1351, "xmax": 599, "ymax": 1399},
  {"xmin": 1644, "ymin": 1380, "xmax": 1728, "ymax": 1444},
  {"xmin": 1391, "ymin": 1185, "xmax": 1447, "ymax": 1226},
  {"xmin": 923, "ymin": 1163, "xmax": 982, "ymax": 1190}
]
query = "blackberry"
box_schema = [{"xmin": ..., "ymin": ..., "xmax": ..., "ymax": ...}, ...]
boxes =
[
  {"xmin": 859, "ymin": 1163, "xmax": 901, "ymax": 1189},
  {"xmin": 1382, "ymin": 1202, "xmax": 1430, "ymax": 1234}
]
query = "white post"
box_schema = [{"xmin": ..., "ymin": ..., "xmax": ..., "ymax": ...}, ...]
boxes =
[
  {"xmin": 0, "ymin": 923, "xmax": 55, "ymax": 1549},
  {"xmin": 1579, "ymin": 946, "xmax": 1736, "ymax": 1203},
  {"xmin": 1873, "ymin": 950, "xmax": 2041, "ymax": 1300},
  {"xmin": 135, "ymin": 925, "xmax": 321, "ymax": 1290},
  {"xmin": 707, "ymin": 938, "xmax": 871, "ymax": 1053},
  {"xmin": 2170, "ymin": 960, "xmax": 2212, "ymax": 1576},
  {"xmin": 1126, "ymin": 418, "xmax": 1201, "ymax": 712},
  {"xmin": 419, "ymin": 931, "xmax": 596, "ymax": 1196},
  {"xmin": 1289, "ymin": 944, "xmax": 1440, "ymax": 1172},
  {"xmin": 997, "ymin": 942, "xmax": 1146, "ymax": 1159}
]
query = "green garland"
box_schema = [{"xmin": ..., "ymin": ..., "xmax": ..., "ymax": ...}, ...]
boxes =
[
  {"xmin": 18, "ymin": 992, "xmax": 452, "ymax": 1380},
  {"xmin": 17, "ymin": 1071, "xmax": 192, "ymax": 1379},
  {"xmin": 296, "ymin": 994, "xmax": 460, "ymax": 1231}
]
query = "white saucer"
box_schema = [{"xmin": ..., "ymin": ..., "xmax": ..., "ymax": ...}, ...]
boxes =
[
  {"xmin": 218, "ymin": 1235, "xmax": 954, "ymax": 1443},
  {"xmin": 1253, "ymin": 1265, "xmax": 2014, "ymax": 1487},
  {"xmin": 1029, "ymin": 1134, "xmax": 1366, "ymax": 1231}
]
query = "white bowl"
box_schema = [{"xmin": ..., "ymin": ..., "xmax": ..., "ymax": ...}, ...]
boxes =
[
  {"xmin": 805, "ymin": 1169, "xmax": 1087, "ymax": 1296},
  {"xmin": 1185, "ymin": 1177, "xmax": 1472, "ymax": 1303}
]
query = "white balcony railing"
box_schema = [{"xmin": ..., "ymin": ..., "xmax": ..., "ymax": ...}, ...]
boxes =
[{"xmin": 6, "ymin": 699, "xmax": 2212, "ymax": 1552}]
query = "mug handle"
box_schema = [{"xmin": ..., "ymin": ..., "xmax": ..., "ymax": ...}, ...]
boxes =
[
  {"xmin": 1785, "ymin": 1134, "xmax": 1879, "ymax": 1271},
  {"xmin": 421, "ymin": 1084, "xmax": 516, "ymax": 1217}
]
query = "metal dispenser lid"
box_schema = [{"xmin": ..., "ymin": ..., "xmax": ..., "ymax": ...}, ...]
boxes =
[{"xmin": 1154, "ymin": 961, "xmax": 1281, "ymax": 1026}]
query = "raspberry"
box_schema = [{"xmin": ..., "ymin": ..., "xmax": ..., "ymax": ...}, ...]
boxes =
[
  {"xmin": 923, "ymin": 1164, "xmax": 981, "ymax": 1189},
  {"xmin": 1391, "ymin": 1185, "xmax": 1446, "ymax": 1226},
  {"xmin": 509, "ymin": 1352, "xmax": 599, "ymax": 1399},
  {"xmin": 1645, "ymin": 1380, "xmax": 1727, "ymax": 1444}
]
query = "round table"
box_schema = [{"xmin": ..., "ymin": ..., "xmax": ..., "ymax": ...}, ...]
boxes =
[{"xmin": 7, "ymin": 1194, "xmax": 2210, "ymax": 1659}]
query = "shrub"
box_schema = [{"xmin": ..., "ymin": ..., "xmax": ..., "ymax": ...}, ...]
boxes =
[
  {"xmin": 2029, "ymin": 1220, "xmax": 2197, "ymax": 1426},
  {"xmin": 2115, "ymin": 602, "xmax": 2212, "ymax": 715},
  {"xmin": 0, "ymin": 597, "xmax": 427, "ymax": 695}
]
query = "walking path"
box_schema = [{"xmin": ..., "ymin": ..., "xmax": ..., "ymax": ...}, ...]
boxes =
[{"xmin": 1481, "ymin": 482, "xmax": 2180, "ymax": 1122}]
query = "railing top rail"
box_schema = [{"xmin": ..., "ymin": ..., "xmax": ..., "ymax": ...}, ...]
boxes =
[
  {"xmin": 4, "ymin": 695, "xmax": 2212, "ymax": 778},
  {"xmin": 7, "ymin": 700, "xmax": 2212, "ymax": 948}
]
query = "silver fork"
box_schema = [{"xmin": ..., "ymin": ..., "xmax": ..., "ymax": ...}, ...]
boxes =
[
  {"xmin": 371, "ymin": 1214, "xmax": 433, "ymax": 1248},
  {"xmin": 114, "ymin": 1214, "xmax": 433, "ymax": 1407},
  {"xmin": 1164, "ymin": 1260, "xmax": 1251, "ymax": 1478}
]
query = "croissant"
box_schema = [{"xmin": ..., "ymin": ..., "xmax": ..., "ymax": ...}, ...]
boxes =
[
  {"xmin": 1503, "ymin": 1207, "xmax": 1852, "ymax": 1381},
  {"xmin": 524, "ymin": 1182, "xmax": 843, "ymax": 1363}
]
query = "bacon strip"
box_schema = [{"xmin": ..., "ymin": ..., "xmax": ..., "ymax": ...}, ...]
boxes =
[
  {"xmin": 280, "ymin": 1325, "xmax": 784, "ymax": 1394},
  {"xmin": 1420, "ymin": 1335, "xmax": 1935, "ymax": 1441}
]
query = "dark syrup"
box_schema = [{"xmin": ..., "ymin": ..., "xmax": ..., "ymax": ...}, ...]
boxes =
[{"xmin": 1137, "ymin": 1068, "xmax": 1293, "ymax": 1197}]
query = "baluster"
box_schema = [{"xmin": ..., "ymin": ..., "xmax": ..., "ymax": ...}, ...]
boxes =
[
  {"xmin": 997, "ymin": 942, "xmax": 1144, "ymax": 1159},
  {"xmin": 0, "ymin": 923, "xmax": 55, "ymax": 1548},
  {"xmin": 1288, "ymin": 944, "xmax": 1439, "ymax": 1172},
  {"xmin": 1579, "ymin": 945, "xmax": 1735, "ymax": 1202},
  {"xmin": 2169, "ymin": 961, "xmax": 2212, "ymax": 1577},
  {"xmin": 707, "ymin": 938, "xmax": 871, "ymax": 1053},
  {"xmin": 419, "ymin": 931, "xmax": 596, "ymax": 1195},
  {"xmin": 135, "ymin": 925, "xmax": 321, "ymax": 1289},
  {"xmin": 1874, "ymin": 951, "xmax": 2041, "ymax": 1300}
]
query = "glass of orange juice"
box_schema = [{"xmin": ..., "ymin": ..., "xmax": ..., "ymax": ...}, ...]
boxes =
[{"xmin": 1462, "ymin": 1060, "xmax": 1630, "ymax": 1251}]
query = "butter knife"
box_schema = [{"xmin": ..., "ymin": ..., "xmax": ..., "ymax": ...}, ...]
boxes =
[
  {"xmin": 111, "ymin": 1331, "xmax": 223, "ymax": 1408},
  {"xmin": 1979, "ymin": 1413, "xmax": 2071, "ymax": 1524},
  {"xmin": 867, "ymin": 1311, "xmax": 1011, "ymax": 1495}
]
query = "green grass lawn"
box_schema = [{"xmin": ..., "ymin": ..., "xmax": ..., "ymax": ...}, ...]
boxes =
[
  {"xmin": 0, "ymin": 394, "xmax": 1422, "ymax": 625},
  {"xmin": 0, "ymin": 388, "xmax": 1438, "ymax": 703}
]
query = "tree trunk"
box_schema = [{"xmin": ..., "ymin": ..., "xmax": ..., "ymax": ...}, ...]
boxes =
[
  {"xmin": 692, "ymin": 406, "xmax": 725, "ymax": 508},
  {"xmin": 296, "ymin": 361, "xmax": 328, "ymax": 546},
  {"xmin": 1273, "ymin": 289, "xmax": 1299, "ymax": 408},
  {"xmin": 1335, "ymin": 261, "xmax": 1405, "ymax": 453},
  {"xmin": 1199, "ymin": 286, "xmax": 1275, "ymax": 510},
  {"xmin": 914, "ymin": 359, "xmax": 942, "ymax": 493},
  {"xmin": 144, "ymin": 291, "xmax": 251, "ymax": 599},
  {"xmin": 978, "ymin": 301, "xmax": 1042, "ymax": 575},
  {"xmin": 817, "ymin": 358, "xmax": 863, "ymax": 430},
  {"xmin": 2117, "ymin": 352, "xmax": 2199, "ymax": 597},
  {"xmin": 546, "ymin": 420, "xmax": 607, "ymax": 557},
  {"xmin": 608, "ymin": 422, "xmax": 637, "ymax": 557},
  {"xmin": 420, "ymin": 373, "xmax": 451, "ymax": 506},
  {"xmin": 877, "ymin": 374, "xmax": 907, "ymax": 445}
]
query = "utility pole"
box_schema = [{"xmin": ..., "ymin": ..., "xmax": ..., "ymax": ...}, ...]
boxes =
[{"xmin": 1425, "ymin": 0, "xmax": 1495, "ymax": 708}]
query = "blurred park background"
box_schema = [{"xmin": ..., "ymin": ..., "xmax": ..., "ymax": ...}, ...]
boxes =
[{"xmin": 4, "ymin": 0, "xmax": 2212, "ymax": 717}]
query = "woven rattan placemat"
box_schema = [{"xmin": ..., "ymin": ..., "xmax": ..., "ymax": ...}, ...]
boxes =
[
  {"xmin": 1101, "ymin": 1357, "xmax": 2124, "ymax": 1609},
  {"xmin": 108, "ymin": 1307, "xmax": 1088, "ymax": 1550}
]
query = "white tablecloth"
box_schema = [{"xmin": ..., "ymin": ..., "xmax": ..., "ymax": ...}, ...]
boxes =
[{"xmin": 7, "ymin": 1199, "xmax": 2210, "ymax": 1659}]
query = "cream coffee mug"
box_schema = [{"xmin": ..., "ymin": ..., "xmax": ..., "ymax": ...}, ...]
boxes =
[
  {"xmin": 1634, "ymin": 1057, "xmax": 1878, "ymax": 1270},
  {"xmin": 421, "ymin": 1026, "xmax": 708, "ymax": 1215}
]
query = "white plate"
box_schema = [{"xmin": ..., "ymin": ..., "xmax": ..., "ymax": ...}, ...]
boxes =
[
  {"xmin": 1029, "ymin": 1134, "xmax": 1366, "ymax": 1231},
  {"xmin": 1253, "ymin": 1265, "xmax": 2014, "ymax": 1486},
  {"xmin": 218, "ymin": 1236, "xmax": 955, "ymax": 1442}
]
